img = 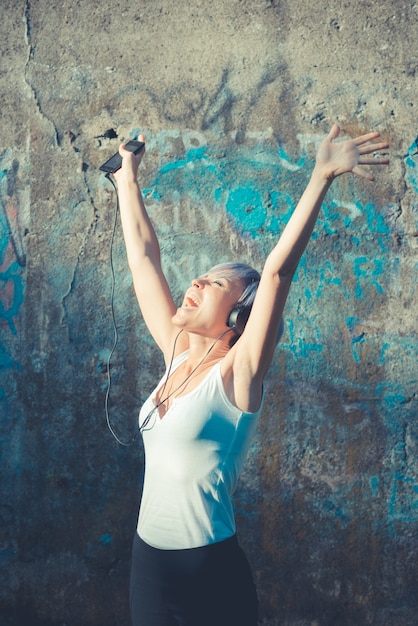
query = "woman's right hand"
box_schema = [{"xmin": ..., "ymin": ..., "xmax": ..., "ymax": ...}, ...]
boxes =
[{"xmin": 113, "ymin": 134, "xmax": 146, "ymax": 183}]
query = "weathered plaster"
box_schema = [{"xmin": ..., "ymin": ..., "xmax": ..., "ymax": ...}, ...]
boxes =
[{"xmin": 0, "ymin": 0, "xmax": 417, "ymax": 624}]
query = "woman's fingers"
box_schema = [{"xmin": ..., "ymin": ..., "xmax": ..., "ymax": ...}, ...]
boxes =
[
  {"xmin": 352, "ymin": 165, "xmax": 376, "ymax": 181},
  {"xmin": 359, "ymin": 156, "xmax": 390, "ymax": 166},
  {"xmin": 358, "ymin": 141, "xmax": 389, "ymax": 155},
  {"xmin": 328, "ymin": 124, "xmax": 341, "ymax": 141},
  {"xmin": 354, "ymin": 131, "xmax": 382, "ymax": 145}
]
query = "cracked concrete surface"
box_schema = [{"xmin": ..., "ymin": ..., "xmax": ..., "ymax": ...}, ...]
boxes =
[{"xmin": 0, "ymin": 0, "xmax": 417, "ymax": 624}]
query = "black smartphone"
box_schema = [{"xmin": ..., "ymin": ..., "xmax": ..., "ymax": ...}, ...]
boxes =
[{"xmin": 99, "ymin": 140, "xmax": 145, "ymax": 174}]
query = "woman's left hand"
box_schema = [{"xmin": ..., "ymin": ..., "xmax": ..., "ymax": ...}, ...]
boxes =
[{"xmin": 315, "ymin": 124, "xmax": 389, "ymax": 182}]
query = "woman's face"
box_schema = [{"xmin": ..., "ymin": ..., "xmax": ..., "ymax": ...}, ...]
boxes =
[{"xmin": 172, "ymin": 268, "xmax": 244, "ymax": 337}]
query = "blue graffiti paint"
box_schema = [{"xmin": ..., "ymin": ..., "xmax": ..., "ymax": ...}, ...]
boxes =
[
  {"xmin": 345, "ymin": 316, "xmax": 372, "ymax": 363},
  {"xmin": 0, "ymin": 339, "xmax": 16, "ymax": 367},
  {"xmin": 369, "ymin": 476, "xmax": 380, "ymax": 497},
  {"xmin": 226, "ymin": 185, "xmax": 265, "ymax": 232},
  {"xmin": 100, "ymin": 533, "xmax": 112, "ymax": 545},
  {"xmin": 314, "ymin": 262, "xmax": 342, "ymax": 298},
  {"xmin": 0, "ymin": 261, "xmax": 25, "ymax": 335},
  {"xmin": 139, "ymin": 132, "xmax": 398, "ymax": 284},
  {"xmin": 280, "ymin": 317, "xmax": 324, "ymax": 360},
  {"xmin": 267, "ymin": 190, "xmax": 296, "ymax": 230},
  {"xmin": 405, "ymin": 138, "xmax": 418, "ymax": 193},
  {"xmin": 352, "ymin": 257, "xmax": 385, "ymax": 299},
  {"xmin": 0, "ymin": 161, "xmax": 26, "ymax": 328},
  {"xmin": 278, "ymin": 144, "xmax": 307, "ymax": 171},
  {"xmin": 141, "ymin": 138, "xmax": 308, "ymax": 239},
  {"xmin": 0, "ymin": 164, "xmax": 26, "ymax": 397},
  {"xmin": 388, "ymin": 474, "xmax": 418, "ymax": 532},
  {"xmin": 379, "ymin": 342, "xmax": 390, "ymax": 364},
  {"xmin": 376, "ymin": 382, "xmax": 408, "ymax": 410},
  {"xmin": 364, "ymin": 202, "xmax": 390, "ymax": 241}
]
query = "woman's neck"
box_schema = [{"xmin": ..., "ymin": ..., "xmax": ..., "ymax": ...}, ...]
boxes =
[{"xmin": 184, "ymin": 330, "xmax": 232, "ymax": 368}]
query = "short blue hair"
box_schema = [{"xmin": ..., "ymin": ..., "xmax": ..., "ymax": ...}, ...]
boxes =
[{"xmin": 209, "ymin": 261, "xmax": 260, "ymax": 308}]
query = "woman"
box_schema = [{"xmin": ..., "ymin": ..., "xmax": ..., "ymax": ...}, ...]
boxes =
[{"xmin": 113, "ymin": 124, "xmax": 389, "ymax": 626}]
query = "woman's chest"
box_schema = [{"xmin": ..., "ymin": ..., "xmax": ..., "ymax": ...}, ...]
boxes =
[{"xmin": 154, "ymin": 360, "xmax": 220, "ymax": 418}]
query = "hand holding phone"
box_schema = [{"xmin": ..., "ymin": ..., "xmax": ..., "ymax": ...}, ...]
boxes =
[{"xmin": 99, "ymin": 140, "xmax": 145, "ymax": 174}]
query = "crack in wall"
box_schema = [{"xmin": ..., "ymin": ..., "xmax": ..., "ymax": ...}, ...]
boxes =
[
  {"xmin": 59, "ymin": 136, "xmax": 101, "ymax": 332},
  {"xmin": 23, "ymin": 0, "xmax": 59, "ymax": 146},
  {"xmin": 59, "ymin": 183, "xmax": 102, "ymax": 333},
  {"xmin": 60, "ymin": 240, "xmax": 81, "ymax": 330},
  {"xmin": 64, "ymin": 131, "xmax": 100, "ymax": 232}
]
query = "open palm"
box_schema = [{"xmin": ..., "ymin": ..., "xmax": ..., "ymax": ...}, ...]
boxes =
[{"xmin": 316, "ymin": 124, "xmax": 389, "ymax": 181}]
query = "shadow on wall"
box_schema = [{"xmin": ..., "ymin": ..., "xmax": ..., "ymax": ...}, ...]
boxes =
[{"xmin": 0, "ymin": 608, "xmax": 61, "ymax": 626}]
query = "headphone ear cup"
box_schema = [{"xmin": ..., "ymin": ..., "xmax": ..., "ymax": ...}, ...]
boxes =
[
  {"xmin": 227, "ymin": 306, "xmax": 251, "ymax": 336},
  {"xmin": 228, "ymin": 309, "xmax": 285, "ymax": 344}
]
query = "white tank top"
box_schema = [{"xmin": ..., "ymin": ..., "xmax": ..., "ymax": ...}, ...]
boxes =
[{"xmin": 137, "ymin": 351, "xmax": 263, "ymax": 550}]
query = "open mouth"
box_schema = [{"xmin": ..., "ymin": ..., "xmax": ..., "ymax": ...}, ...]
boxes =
[{"xmin": 183, "ymin": 295, "xmax": 199, "ymax": 308}]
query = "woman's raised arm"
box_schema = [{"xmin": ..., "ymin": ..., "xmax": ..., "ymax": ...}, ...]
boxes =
[
  {"xmin": 229, "ymin": 125, "xmax": 389, "ymax": 405},
  {"xmin": 113, "ymin": 138, "xmax": 185, "ymax": 360}
]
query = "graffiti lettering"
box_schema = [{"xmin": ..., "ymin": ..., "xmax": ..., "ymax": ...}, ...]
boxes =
[{"xmin": 0, "ymin": 155, "xmax": 27, "ymax": 380}]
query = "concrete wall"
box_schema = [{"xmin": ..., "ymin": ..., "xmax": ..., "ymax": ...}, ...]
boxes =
[{"xmin": 1, "ymin": 0, "xmax": 417, "ymax": 624}]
